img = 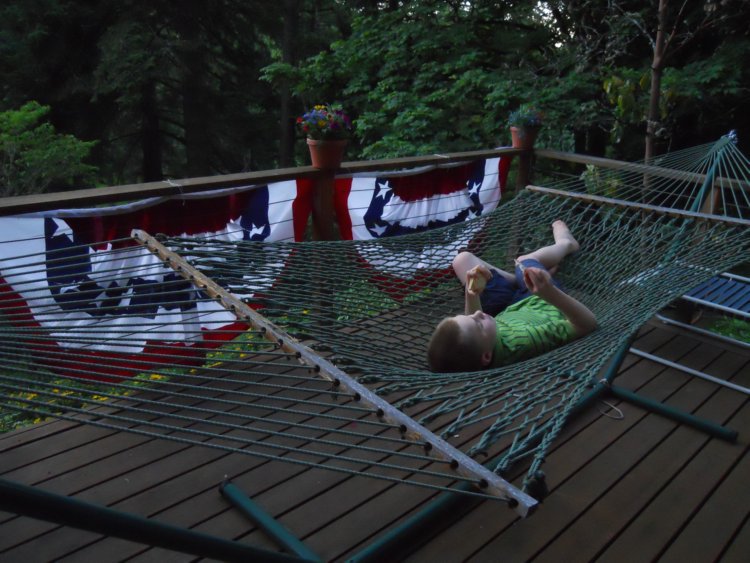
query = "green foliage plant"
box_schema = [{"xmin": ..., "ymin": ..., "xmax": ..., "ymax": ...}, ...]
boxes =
[
  {"xmin": 0, "ymin": 101, "xmax": 98, "ymax": 197},
  {"xmin": 508, "ymin": 103, "xmax": 544, "ymax": 129},
  {"xmin": 708, "ymin": 316, "xmax": 750, "ymax": 344},
  {"xmin": 579, "ymin": 163, "xmax": 623, "ymax": 198},
  {"xmin": 277, "ymin": 3, "xmax": 558, "ymax": 159}
]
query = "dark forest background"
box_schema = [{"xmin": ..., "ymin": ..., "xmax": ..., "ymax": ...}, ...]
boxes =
[{"xmin": 1, "ymin": 0, "xmax": 749, "ymax": 196}]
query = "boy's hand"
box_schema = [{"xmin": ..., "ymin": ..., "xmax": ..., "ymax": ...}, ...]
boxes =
[
  {"xmin": 523, "ymin": 267, "xmax": 554, "ymax": 298},
  {"xmin": 466, "ymin": 265, "xmax": 491, "ymax": 296}
]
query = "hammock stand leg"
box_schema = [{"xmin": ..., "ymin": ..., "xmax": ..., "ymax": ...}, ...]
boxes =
[
  {"xmin": 591, "ymin": 335, "xmax": 738, "ymax": 442},
  {"xmin": 606, "ymin": 384, "xmax": 738, "ymax": 442},
  {"xmin": 0, "ymin": 478, "xmax": 308, "ymax": 563},
  {"xmin": 603, "ymin": 338, "xmax": 738, "ymax": 443},
  {"xmin": 219, "ymin": 480, "xmax": 322, "ymax": 562}
]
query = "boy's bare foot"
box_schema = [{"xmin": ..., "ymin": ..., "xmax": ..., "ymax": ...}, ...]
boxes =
[{"xmin": 552, "ymin": 220, "xmax": 580, "ymax": 253}]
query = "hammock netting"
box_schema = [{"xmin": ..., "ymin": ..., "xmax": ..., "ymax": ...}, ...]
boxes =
[
  {"xmin": 1, "ymin": 135, "xmax": 748, "ymax": 502},
  {"xmin": 162, "ymin": 184, "xmax": 749, "ymax": 477}
]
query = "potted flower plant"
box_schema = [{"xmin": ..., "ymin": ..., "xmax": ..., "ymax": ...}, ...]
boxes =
[
  {"xmin": 297, "ymin": 103, "xmax": 353, "ymax": 169},
  {"xmin": 508, "ymin": 103, "xmax": 543, "ymax": 150}
]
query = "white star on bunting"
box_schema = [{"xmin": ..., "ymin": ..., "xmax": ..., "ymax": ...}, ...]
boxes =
[
  {"xmin": 371, "ymin": 224, "xmax": 388, "ymax": 236},
  {"xmin": 376, "ymin": 180, "xmax": 392, "ymax": 199},
  {"xmin": 248, "ymin": 223, "xmax": 266, "ymax": 238}
]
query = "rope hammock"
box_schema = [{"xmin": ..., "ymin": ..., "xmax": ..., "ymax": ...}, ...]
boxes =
[
  {"xmin": 161, "ymin": 183, "xmax": 748, "ymax": 464},
  {"xmin": 1, "ymin": 136, "xmax": 748, "ymax": 514}
]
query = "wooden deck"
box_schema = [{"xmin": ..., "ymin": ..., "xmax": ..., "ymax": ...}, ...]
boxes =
[{"xmin": 1, "ymin": 317, "xmax": 748, "ymax": 562}]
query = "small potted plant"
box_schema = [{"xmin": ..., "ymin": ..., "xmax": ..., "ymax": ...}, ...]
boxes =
[
  {"xmin": 297, "ymin": 103, "xmax": 353, "ymax": 169},
  {"xmin": 508, "ymin": 103, "xmax": 543, "ymax": 149}
]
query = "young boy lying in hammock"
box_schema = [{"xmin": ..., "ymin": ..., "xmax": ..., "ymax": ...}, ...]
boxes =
[{"xmin": 427, "ymin": 221, "xmax": 598, "ymax": 372}]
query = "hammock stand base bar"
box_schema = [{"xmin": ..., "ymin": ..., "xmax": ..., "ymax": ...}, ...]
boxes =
[
  {"xmin": 220, "ymin": 480, "xmax": 322, "ymax": 562},
  {"xmin": 630, "ymin": 343, "xmax": 750, "ymax": 396},
  {"xmin": 656, "ymin": 313, "xmax": 750, "ymax": 351},
  {"xmin": 607, "ymin": 384, "xmax": 738, "ymax": 442},
  {"xmin": 0, "ymin": 478, "xmax": 304, "ymax": 563},
  {"xmin": 601, "ymin": 339, "xmax": 738, "ymax": 442}
]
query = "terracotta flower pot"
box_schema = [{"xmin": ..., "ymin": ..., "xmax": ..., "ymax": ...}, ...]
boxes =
[
  {"xmin": 306, "ymin": 138, "xmax": 348, "ymax": 169},
  {"xmin": 510, "ymin": 126, "xmax": 540, "ymax": 150}
]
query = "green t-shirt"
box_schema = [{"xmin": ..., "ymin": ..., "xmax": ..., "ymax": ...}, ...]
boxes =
[{"xmin": 490, "ymin": 295, "xmax": 576, "ymax": 367}]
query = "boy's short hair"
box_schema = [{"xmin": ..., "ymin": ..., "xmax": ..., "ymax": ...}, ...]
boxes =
[{"xmin": 427, "ymin": 317, "xmax": 487, "ymax": 373}]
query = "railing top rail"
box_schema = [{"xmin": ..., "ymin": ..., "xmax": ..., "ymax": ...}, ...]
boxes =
[{"xmin": 536, "ymin": 148, "xmax": 748, "ymax": 191}]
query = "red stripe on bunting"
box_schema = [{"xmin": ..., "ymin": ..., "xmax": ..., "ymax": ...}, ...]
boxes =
[
  {"xmin": 333, "ymin": 177, "xmax": 354, "ymax": 241},
  {"xmin": 63, "ymin": 180, "xmax": 313, "ymax": 248},
  {"xmin": 0, "ymin": 277, "xmax": 252, "ymax": 381},
  {"xmin": 293, "ymin": 178, "xmax": 315, "ymax": 242},
  {"xmin": 388, "ymin": 161, "xmax": 479, "ymax": 201}
]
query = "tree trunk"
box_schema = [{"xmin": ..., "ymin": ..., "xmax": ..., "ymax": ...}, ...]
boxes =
[
  {"xmin": 278, "ymin": 0, "xmax": 299, "ymax": 167},
  {"xmin": 646, "ymin": 0, "xmax": 669, "ymax": 164},
  {"xmin": 178, "ymin": 9, "xmax": 211, "ymax": 177},
  {"xmin": 141, "ymin": 80, "xmax": 163, "ymax": 182}
]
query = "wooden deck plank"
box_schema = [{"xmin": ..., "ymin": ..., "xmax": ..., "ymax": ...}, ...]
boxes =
[
  {"xmin": 90, "ymin": 425, "xmax": 379, "ymax": 560},
  {"xmin": 468, "ymin": 339, "xmax": 745, "ymax": 561},
  {"xmin": 0, "ymin": 359, "xmax": 320, "ymax": 555},
  {"xmin": 406, "ymin": 330, "xmax": 740, "ymax": 558},
  {"xmin": 0, "ymin": 438, "xmax": 193, "ymax": 552},
  {"xmin": 0, "ymin": 417, "xmax": 89, "ymax": 453},
  {"xmin": 334, "ymin": 352, "xmax": 641, "ymax": 562},
  {"xmin": 456, "ymin": 401, "xmax": 695, "ymax": 560},
  {"xmin": 720, "ymin": 516, "xmax": 750, "ymax": 562},
  {"xmin": 659, "ymin": 435, "xmax": 750, "ymax": 563},
  {"xmin": 51, "ymin": 452, "xmax": 279, "ymax": 562},
  {"xmin": 51, "ymin": 387, "xmax": 424, "ymax": 560},
  {"xmin": 114, "ymin": 342, "xmax": 536, "ymax": 560},
  {"xmin": 375, "ymin": 401, "xmax": 612, "ymax": 563},
  {"xmin": 597, "ymin": 397, "xmax": 750, "ymax": 561},
  {"xmin": 228, "ymin": 339, "xmax": 646, "ymax": 563},
  {"xmin": 309, "ymin": 336, "xmax": 673, "ymax": 562},
  {"xmin": 155, "ymin": 401, "xmax": 473, "ymax": 562}
]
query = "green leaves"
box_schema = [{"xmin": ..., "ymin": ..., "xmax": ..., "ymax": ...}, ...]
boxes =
[{"xmin": 0, "ymin": 101, "xmax": 97, "ymax": 197}]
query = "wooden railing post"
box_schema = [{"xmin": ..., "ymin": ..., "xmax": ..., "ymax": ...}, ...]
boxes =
[
  {"xmin": 515, "ymin": 150, "xmax": 532, "ymax": 192},
  {"xmin": 311, "ymin": 170, "xmax": 337, "ymax": 241}
]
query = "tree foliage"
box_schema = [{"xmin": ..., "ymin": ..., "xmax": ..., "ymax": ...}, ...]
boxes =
[
  {"xmin": 0, "ymin": 102, "xmax": 97, "ymax": 196},
  {"xmin": 1, "ymin": 0, "xmax": 750, "ymax": 195}
]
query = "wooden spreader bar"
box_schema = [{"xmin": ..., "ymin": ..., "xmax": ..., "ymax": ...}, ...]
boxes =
[{"xmin": 131, "ymin": 229, "xmax": 538, "ymax": 517}]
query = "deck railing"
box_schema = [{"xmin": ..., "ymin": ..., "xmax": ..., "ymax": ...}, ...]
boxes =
[
  {"xmin": 0, "ymin": 147, "xmax": 527, "ymax": 240},
  {"xmin": 0, "ymin": 145, "xmax": 739, "ymax": 235}
]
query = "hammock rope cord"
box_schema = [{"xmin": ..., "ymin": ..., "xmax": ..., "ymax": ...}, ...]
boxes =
[
  {"xmin": 1, "ymin": 136, "xmax": 747, "ymax": 499},
  {"xmin": 162, "ymin": 186, "xmax": 748, "ymax": 486}
]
